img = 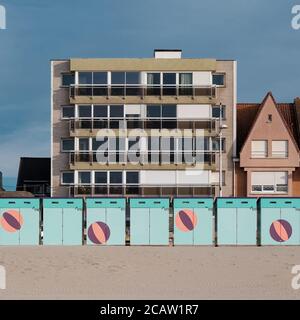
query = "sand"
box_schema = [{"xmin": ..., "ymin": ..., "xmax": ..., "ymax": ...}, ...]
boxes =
[{"xmin": 0, "ymin": 246, "xmax": 299, "ymax": 300}]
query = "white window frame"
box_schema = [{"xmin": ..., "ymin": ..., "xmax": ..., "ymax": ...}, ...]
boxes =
[
  {"xmin": 61, "ymin": 138, "xmax": 75, "ymax": 152},
  {"xmin": 61, "ymin": 171, "xmax": 75, "ymax": 185},
  {"xmin": 272, "ymin": 140, "xmax": 288, "ymax": 158},
  {"xmin": 61, "ymin": 105, "xmax": 75, "ymax": 120},
  {"xmin": 251, "ymin": 171, "xmax": 288, "ymax": 194},
  {"xmin": 251, "ymin": 140, "xmax": 268, "ymax": 158}
]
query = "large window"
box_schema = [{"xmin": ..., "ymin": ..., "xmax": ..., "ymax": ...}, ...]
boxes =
[
  {"xmin": 251, "ymin": 171, "xmax": 288, "ymax": 193},
  {"xmin": 272, "ymin": 140, "xmax": 288, "ymax": 158},
  {"xmin": 61, "ymin": 73, "xmax": 75, "ymax": 87},
  {"xmin": 78, "ymin": 72, "xmax": 107, "ymax": 84},
  {"xmin": 126, "ymin": 172, "xmax": 139, "ymax": 184},
  {"xmin": 251, "ymin": 140, "xmax": 267, "ymax": 158},
  {"xmin": 93, "ymin": 105, "xmax": 108, "ymax": 118},
  {"xmin": 110, "ymin": 172, "xmax": 123, "ymax": 184}
]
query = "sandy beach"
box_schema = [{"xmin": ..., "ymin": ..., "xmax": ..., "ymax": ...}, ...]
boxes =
[{"xmin": 0, "ymin": 246, "xmax": 299, "ymax": 300}]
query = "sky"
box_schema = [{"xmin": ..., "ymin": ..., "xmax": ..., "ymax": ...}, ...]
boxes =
[{"xmin": 0, "ymin": 0, "xmax": 300, "ymax": 187}]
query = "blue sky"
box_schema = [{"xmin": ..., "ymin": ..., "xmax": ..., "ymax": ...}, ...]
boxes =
[{"xmin": 0, "ymin": 0, "xmax": 300, "ymax": 187}]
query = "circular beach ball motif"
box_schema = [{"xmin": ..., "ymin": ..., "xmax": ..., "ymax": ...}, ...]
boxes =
[
  {"xmin": 1, "ymin": 210, "xmax": 23, "ymax": 233},
  {"xmin": 175, "ymin": 209, "xmax": 197, "ymax": 232},
  {"xmin": 88, "ymin": 221, "xmax": 111, "ymax": 244},
  {"xmin": 270, "ymin": 219, "xmax": 292, "ymax": 242}
]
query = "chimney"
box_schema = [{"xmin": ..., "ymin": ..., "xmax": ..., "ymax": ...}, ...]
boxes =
[{"xmin": 154, "ymin": 49, "xmax": 182, "ymax": 59}]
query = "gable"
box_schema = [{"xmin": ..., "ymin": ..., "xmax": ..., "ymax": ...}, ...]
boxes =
[{"xmin": 240, "ymin": 94, "xmax": 300, "ymax": 168}]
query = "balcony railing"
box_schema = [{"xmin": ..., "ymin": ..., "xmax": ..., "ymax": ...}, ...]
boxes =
[
  {"xmin": 69, "ymin": 84, "xmax": 216, "ymax": 99},
  {"xmin": 68, "ymin": 184, "xmax": 216, "ymax": 197},
  {"xmin": 69, "ymin": 151, "xmax": 216, "ymax": 166},
  {"xmin": 69, "ymin": 118, "xmax": 217, "ymax": 132}
]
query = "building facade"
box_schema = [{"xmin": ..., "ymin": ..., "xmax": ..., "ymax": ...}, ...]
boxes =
[
  {"xmin": 236, "ymin": 93, "xmax": 300, "ymax": 197},
  {"xmin": 51, "ymin": 50, "xmax": 237, "ymax": 197}
]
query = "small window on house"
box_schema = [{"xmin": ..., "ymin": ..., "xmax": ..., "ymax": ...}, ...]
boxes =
[
  {"xmin": 61, "ymin": 172, "xmax": 74, "ymax": 184},
  {"xmin": 212, "ymin": 105, "xmax": 226, "ymax": 119},
  {"xmin": 62, "ymin": 106, "xmax": 75, "ymax": 118},
  {"xmin": 251, "ymin": 171, "xmax": 288, "ymax": 194},
  {"xmin": 61, "ymin": 73, "xmax": 75, "ymax": 87},
  {"xmin": 268, "ymin": 114, "xmax": 272, "ymax": 122},
  {"xmin": 61, "ymin": 138, "xmax": 74, "ymax": 152},
  {"xmin": 251, "ymin": 140, "xmax": 267, "ymax": 158},
  {"xmin": 272, "ymin": 140, "xmax": 288, "ymax": 158},
  {"xmin": 212, "ymin": 74, "xmax": 225, "ymax": 86}
]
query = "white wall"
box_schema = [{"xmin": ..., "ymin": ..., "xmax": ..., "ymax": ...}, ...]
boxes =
[
  {"xmin": 177, "ymin": 104, "xmax": 211, "ymax": 119},
  {"xmin": 193, "ymin": 72, "xmax": 212, "ymax": 86}
]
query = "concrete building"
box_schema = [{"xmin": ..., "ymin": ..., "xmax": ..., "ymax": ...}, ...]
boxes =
[
  {"xmin": 236, "ymin": 93, "xmax": 300, "ymax": 197},
  {"xmin": 51, "ymin": 50, "xmax": 237, "ymax": 197}
]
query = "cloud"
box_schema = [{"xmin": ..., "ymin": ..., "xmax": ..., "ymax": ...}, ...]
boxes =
[{"xmin": 0, "ymin": 122, "xmax": 50, "ymax": 177}]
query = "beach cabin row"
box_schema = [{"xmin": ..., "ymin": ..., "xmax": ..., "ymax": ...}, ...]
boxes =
[{"xmin": 0, "ymin": 197, "xmax": 299, "ymax": 246}]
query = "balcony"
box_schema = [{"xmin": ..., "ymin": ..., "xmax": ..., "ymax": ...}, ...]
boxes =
[
  {"xmin": 69, "ymin": 118, "xmax": 217, "ymax": 136},
  {"xmin": 68, "ymin": 184, "xmax": 217, "ymax": 197},
  {"xmin": 69, "ymin": 84, "xmax": 216, "ymax": 104},
  {"xmin": 69, "ymin": 151, "xmax": 216, "ymax": 170}
]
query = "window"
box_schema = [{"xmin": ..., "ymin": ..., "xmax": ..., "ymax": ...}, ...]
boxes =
[
  {"xmin": 251, "ymin": 140, "xmax": 267, "ymax": 158},
  {"xmin": 163, "ymin": 73, "xmax": 176, "ymax": 85},
  {"xmin": 162, "ymin": 105, "xmax": 177, "ymax": 118},
  {"xmin": 125, "ymin": 72, "xmax": 140, "ymax": 84},
  {"xmin": 195, "ymin": 137, "xmax": 210, "ymax": 150},
  {"xmin": 79, "ymin": 138, "xmax": 90, "ymax": 151},
  {"xmin": 62, "ymin": 106, "xmax": 75, "ymax": 119},
  {"xmin": 95, "ymin": 172, "xmax": 107, "ymax": 184},
  {"xmin": 61, "ymin": 138, "xmax": 74, "ymax": 152},
  {"xmin": 78, "ymin": 72, "xmax": 107, "ymax": 85},
  {"xmin": 212, "ymin": 138, "xmax": 226, "ymax": 152},
  {"xmin": 111, "ymin": 72, "xmax": 125, "ymax": 84},
  {"xmin": 61, "ymin": 73, "xmax": 75, "ymax": 87},
  {"xmin": 93, "ymin": 105, "xmax": 108, "ymax": 118},
  {"xmin": 61, "ymin": 172, "xmax": 74, "ymax": 184},
  {"xmin": 93, "ymin": 72, "xmax": 107, "ymax": 84},
  {"xmin": 126, "ymin": 172, "xmax": 139, "ymax": 184},
  {"xmin": 78, "ymin": 171, "xmax": 91, "ymax": 184},
  {"xmin": 179, "ymin": 73, "xmax": 192, "ymax": 85},
  {"xmin": 78, "ymin": 105, "xmax": 92, "ymax": 118},
  {"xmin": 79, "ymin": 72, "xmax": 93, "ymax": 84},
  {"xmin": 128, "ymin": 137, "xmax": 140, "ymax": 151},
  {"xmin": 147, "ymin": 73, "xmax": 160, "ymax": 85},
  {"xmin": 251, "ymin": 171, "xmax": 288, "ymax": 193},
  {"xmin": 110, "ymin": 172, "xmax": 123, "ymax": 184},
  {"xmin": 212, "ymin": 105, "xmax": 226, "ymax": 119},
  {"xmin": 212, "ymin": 73, "xmax": 225, "ymax": 86},
  {"xmin": 110, "ymin": 105, "xmax": 124, "ymax": 117},
  {"xmin": 268, "ymin": 114, "xmax": 272, "ymax": 122},
  {"xmin": 147, "ymin": 105, "xmax": 161, "ymax": 118},
  {"xmin": 272, "ymin": 140, "xmax": 288, "ymax": 158}
]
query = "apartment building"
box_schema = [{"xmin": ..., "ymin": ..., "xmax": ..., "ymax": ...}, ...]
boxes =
[
  {"xmin": 51, "ymin": 50, "xmax": 237, "ymax": 197},
  {"xmin": 236, "ymin": 93, "xmax": 300, "ymax": 197}
]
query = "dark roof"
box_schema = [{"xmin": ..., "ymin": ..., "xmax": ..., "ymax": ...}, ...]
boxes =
[
  {"xmin": 237, "ymin": 93, "xmax": 300, "ymax": 155},
  {"xmin": 17, "ymin": 157, "xmax": 50, "ymax": 188}
]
